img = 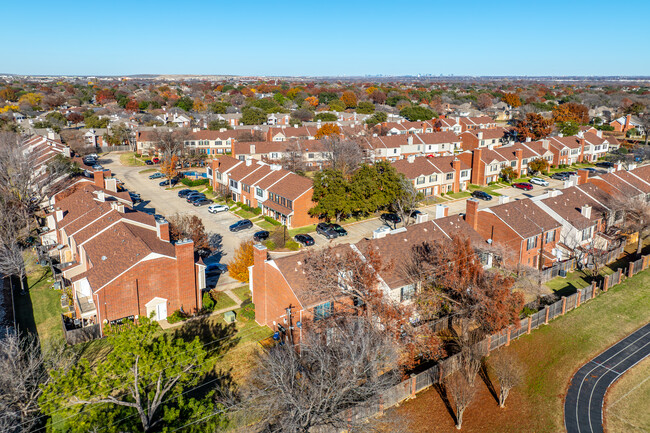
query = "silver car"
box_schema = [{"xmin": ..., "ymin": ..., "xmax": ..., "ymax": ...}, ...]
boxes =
[{"xmin": 530, "ymin": 177, "xmax": 549, "ymax": 187}]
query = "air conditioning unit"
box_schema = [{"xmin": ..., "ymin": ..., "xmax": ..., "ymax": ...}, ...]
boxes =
[{"xmin": 559, "ymin": 270, "xmax": 567, "ymax": 277}]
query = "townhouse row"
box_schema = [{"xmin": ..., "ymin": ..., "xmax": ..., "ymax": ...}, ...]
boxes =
[
  {"xmin": 40, "ymin": 170, "xmax": 205, "ymax": 336},
  {"xmin": 251, "ymin": 163, "xmax": 650, "ymax": 332}
]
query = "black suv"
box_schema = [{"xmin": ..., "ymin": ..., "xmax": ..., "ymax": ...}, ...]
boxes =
[
  {"xmin": 551, "ymin": 172, "xmax": 569, "ymax": 181},
  {"xmin": 186, "ymin": 193, "xmax": 206, "ymax": 203},
  {"xmin": 253, "ymin": 230, "xmax": 269, "ymax": 242},
  {"xmin": 380, "ymin": 213, "xmax": 402, "ymax": 225},
  {"xmin": 177, "ymin": 189, "xmax": 193, "ymax": 198},
  {"xmin": 331, "ymin": 223, "xmax": 348, "ymax": 236},
  {"xmin": 316, "ymin": 223, "xmax": 339, "ymax": 239},
  {"xmin": 471, "ymin": 190, "xmax": 492, "ymax": 201},
  {"xmin": 229, "ymin": 219, "xmax": 253, "ymax": 232}
]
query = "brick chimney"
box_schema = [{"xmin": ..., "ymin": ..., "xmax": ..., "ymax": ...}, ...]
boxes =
[
  {"xmin": 578, "ymin": 169, "xmax": 589, "ymax": 185},
  {"xmin": 515, "ymin": 149, "xmax": 523, "ymax": 176},
  {"xmin": 157, "ymin": 219, "xmax": 170, "ymax": 241},
  {"xmin": 471, "ymin": 148, "xmax": 483, "ymax": 185},
  {"xmin": 626, "ymin": 114, "xmax": 632, "ymax": 130},
  {"xmin": 465, "ymin": 198, "xmax": 479, "ymax": 231},
  {"xmin": 252, "ymin": 244, "xmax": 268, "ymax": 325},
  {"xmin": 93, "ymin": 170, "xmax": 108, "ymax": 188},
  {"xmin": 452, "ymin": 158, "xmax": 461, "ymax": 193},
  {"xmin": 175, "ymin": 239, "xmax": 198, "ymax": 314}
]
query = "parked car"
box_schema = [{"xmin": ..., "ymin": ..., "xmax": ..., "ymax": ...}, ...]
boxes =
[
  {"xmin": 177, "ymin": 189, "xmax": 193, "ymax": 198},
  {"xmin": 331, "ymin": 223, "xmax": 348, "ymax": 236},
  {"xmin": 152, "ymin": 157, "xmax": 160, "ymax": 164},
  {"xmin": 159, "ymin": 178, "xmax": 179, "ymax": 186},
  {"xmin": 205, "ymin": 263, "xmax": 228, "ymax": 275},
  {"xmin": 187, "ymin": 194, "xmax": 206, "ymax": 203},
  {"xmin": 409, "ymin": 210, "xmax": 422, "ymax": 218},
  {"xmin": 596, "ymin": 161, "xmax": 614, "ymax": 168},
  {"xmin": 253, "ymin": 230, "xmax": 270, "ymax": 242},
  {"xmin": 513, "ymin": 182, "xmax": 533, "ymax": 191},
  {"xmin": 471, "ymin": 190, "xmax": 493, "ymax": 201},
  {"xmin": 208, "ymin": 204, "xmax": 229, "ymax": 213},
  {"xmin": 551, "ymin": 172, "xmax": 569, "ymax": 181},
  {"xmin": 380, "ymin": 213, "xmax": 402, "ymax": 225},
  {"xmin": 92, "ymin": 164, "xmax": 103, "ymax": 170},
  {"xmin": 583, "ymin": 167, "xmax": 597, "ymax": 173},
  {"xmin": 562, "ymin": 171, "xmax": 578, "ymax": 177},
  {"xmin": 530, "ymin": 177, "xmax": 549, "ymax": 186},
  {"xmin": 149, "ymin": 172, "xmax": 164, "ymax": 179},
  {"xmin": 193, "ymin": 198, "xmax": 213, "ymax": 207},
  {"xmin": 229, "ymin": 219, "xmax": 253, "ymax": 232},
  {"xmin": 294, "ymin": 234, "xmax": 315, "ymax": 246},
  {"xmin": 316, "ymin": 223, "xmax": 339, "ymax": 239},
  {"xmin": 145, "ymin": 160, "xmax": 153, "ymax": 165}
]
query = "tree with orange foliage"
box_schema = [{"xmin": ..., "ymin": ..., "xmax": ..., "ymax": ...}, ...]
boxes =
[
  {"xmin": 501, "ymin": 93, "xmax": 521, "ymax": 108},
  {"xmin": 241, "ymin": 88, "xmax": 254, "ymax": 98},
  {"xmin": 95, "ymin": 89, "xmax": 115, "ymax": 104},
  {"xmin": 192, "ymin": 99, "xmax": 207, "ymax": 112},
  {"xmin": 314, "ymin": 123, "xmax": 341, "ymax": 139},
  {"xmin": 160, "ymin": 154, "xmax": 179, "ymax": 185},
  {"xmin": 404, "ymin": 236, "xmax": 523, "ymax": 336},
  {"xmin": 514, "ymin": 112, "xmax": 553, "ymax": 141},
  {"xmin": 305, "ymin": 96, "xmax": 319, "ymax": 107},
  {"xmin": 0, "ymin": 87, "xmax": 17, "ymax": 102},
  {"xmin": 228, "ymin": 240, "xmax": 254, "ymax": 282},
  {"xmin": 366, "ymin": 86, "xmax": 378, "ymax": 95},
  {"xmin": 551, "ymin": 102, "xmax": 589, "ymax": 124},
  {"xmin": 341, "ymin": 90, "xmax": 358, "ymax": 108},
  {"xmin": 125, "ymin": 99, "xmax": 139, "ymax": 112}
]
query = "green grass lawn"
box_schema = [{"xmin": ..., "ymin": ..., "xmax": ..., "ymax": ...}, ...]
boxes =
[
  {"xmin": 119, "ymin": 152, "xmax": 145, "ymax": 167},
  {"xmin": 288, "ymin": 224, "xmax": 317, "ymax": 237},
  {"xmin": 138, "ymin": 168, "xmax": 157, "ymax": 174},
  {"xmin": 254, "ymin": 219, "xmax": 278, "ymax": 231},
  {"xmin": 14, "ymin": 255, "xmax": 64, "ymax": 343},
  {"xmin": 234, "ymin": 208, "xmax": 258, "ymax": 219},
  {"xmin": 232, "ymin": 286, "xmax": 251, "ymax": 303},
  {"xmin": 444, "ymin": 191, "xmax": 471, "ymax": 199},
  {"xmin": 212, "ymin": 291, "xmax": 237, "ymax": 311},
  {"xmin": 468, "ymin": 183, "xmax": 503, "ymax": 196}
]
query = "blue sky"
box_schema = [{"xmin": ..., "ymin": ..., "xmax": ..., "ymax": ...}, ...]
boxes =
[{"xmin": 4, "ymin": 0, "xmax": 649, "ymax": 76}]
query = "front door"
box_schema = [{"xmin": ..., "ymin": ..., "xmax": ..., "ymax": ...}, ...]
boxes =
[{"xmin": 156, "ymin": 302, "xmax": 167, "ymax": 320}]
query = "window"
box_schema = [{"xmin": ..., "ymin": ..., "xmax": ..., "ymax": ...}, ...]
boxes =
[
  {"xmin": 308, "ymin": 153, "xmax": 314, "ymax": 159},
  {"xmin": 429, "ymin": 174, "xmax": 437, "ymax": 182},
  {"xmin": 230, "ymin": 179, "xmax": 238, "ymax": 189},
  {"xmin": 256, "ymin": 187, "xmax": 263, "ymax": 197},
  {"xmin": 242, "ymin": 183, "xmax": 250, "ymax": 193},
  {"xmin": 545, "ymin": 230, "xmax": 555, "ymax": 244},
  {"xmin": 511, "ymin": 161, "xmax": 517, "ymax": 167},
  {"xmin": 287, "ymin": 200, "xmax": 292, "ymax": 209},
  {"xmin": 581, "ymin": 226, "xmax": 593, "ymax": 241},
  {"xmin": 522, "ymin": 158, "xmax": 528, "ymax": 165},
  {"xmin": 271, "ymin": 153, "xmax": 278, "ymax": 159},
  {"xmin": 216, "ymin": 172, "xmax": 222, "ymax": 180},
  {"xmin": 207, "ymin": 167, "xmax": 213, "ymax": 177},
  {"xmin": 400, "ymin": 284, "xmax": 416, "ymax": 302},
  {"xmin": 417, "ymin": 176, "xmax": 425, "ymax": 185},
  {"xmin": 446, "ymin": 173, "xmax": 453, "ymax": 181},
  {"xmin": 314, "ymin": 302, "xmax": 333, "ymax": 321},
  {"xmin": 461, "ymin": 170, "xmax": 469, "ymax": 178},
  {"xmin": 490, "ymin": 164, "xmax": 497, "ymax": 172},
  {"xmin": 526, "ymin": 236, "xmax": 538, "ymax": 251},
  {"xmin": 393, "ymin": 149, "xmax": 398, "ymax": 154}
]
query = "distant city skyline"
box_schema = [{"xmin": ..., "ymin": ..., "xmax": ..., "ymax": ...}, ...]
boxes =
[{"xmin": 5, "ymin": 0, "xmax": 649, "ymax": 77}]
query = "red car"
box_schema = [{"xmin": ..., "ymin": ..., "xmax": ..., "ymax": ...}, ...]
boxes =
[
  {"xmin": 152, "ymin": 157, "xmax": 160, "ymax": 164},
  {"xmin": 513, "ymin": 182, "xmax": 533, "ymax": 191}
]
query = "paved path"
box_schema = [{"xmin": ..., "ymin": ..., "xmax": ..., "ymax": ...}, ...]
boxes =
[{"xmin": 564, "ymin": 323, "xmax": 650, "ymax": 433}]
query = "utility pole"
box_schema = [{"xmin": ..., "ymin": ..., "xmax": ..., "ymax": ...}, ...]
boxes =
[{"xmin": 286, "ymin": 305, "xmax": 294, "ymax": 345}]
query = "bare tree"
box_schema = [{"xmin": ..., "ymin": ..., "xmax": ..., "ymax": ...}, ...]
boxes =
[
  {"xmin": 280, "ymin": 141, "xmax": 305, "ymax": 173},
  {"xmin": 237, "ymin": 129, "xmax": 265, "ymax": 142},
  {"xmin": 320, "ymin": 136, "xmax": 364, "ymax": 176},
  {"xmin": 0, "ymin": 331, "xmax": 72, "ymax": 433},
  {"xmin": 0, "ymin": 243, "xmax": 27, "ymax": 294},
  {"xmin": 60, "ymin": 129, "xmax": 94, "ymax": 156},
  {"xmin": 610, "ymin": 196, "xmax": 650, "ymax": 257},
  {"xmin": 242, "ymin": 317, "xmax": 399, "ymax": 433},
  {"xmin": 393, "ymin": 177, "xmax": 423, "ymax": 227},
  {"xmin": 459, "ymin": 343, "xmax": 484, "ymax": 387},
  {"xmin": 490, "ymin": 351, "xmax": 524, "ymax": 408},
  {"xmin": 446, "ymin": 371, "xmax": 476, "ymax": 429}
]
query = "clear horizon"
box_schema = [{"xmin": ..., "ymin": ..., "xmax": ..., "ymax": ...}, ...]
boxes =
[{"xmin": 4, "ymin": 0, "xmax": 649, "ymax": 77}]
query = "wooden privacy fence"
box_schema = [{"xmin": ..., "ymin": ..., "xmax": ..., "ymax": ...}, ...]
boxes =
[{"xmin": 322, "ymin": 253, "xmax": 650, "ymax": 431}]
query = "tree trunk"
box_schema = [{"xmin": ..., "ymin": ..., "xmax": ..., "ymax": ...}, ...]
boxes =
[
  {"xmin": 456, "ymin": 407, "xmax": 464, "ymax": 429},
  {"xmin": 499, "ymin": 388, "xmax": 509, "ymax": 408},
  {"xmin": 19, "ymin": 273, "xmax": 26, "ymax": 294}
]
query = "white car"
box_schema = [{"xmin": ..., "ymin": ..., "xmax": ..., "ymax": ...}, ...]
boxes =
[
  {"xmin": 208, "ymin": 204, "xmax": 229, "ymax": 214},
  {"xmin": 530, "ymin": 177, "xmax": 549, "ymax": 187}
]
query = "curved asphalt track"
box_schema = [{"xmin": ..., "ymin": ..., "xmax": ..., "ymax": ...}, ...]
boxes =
[{"xmin": 564, "ymin": 322, "xmax": 650, "ymax": 433}]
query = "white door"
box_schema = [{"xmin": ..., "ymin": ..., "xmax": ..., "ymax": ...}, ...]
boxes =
[{"xmin": 156, "ymin": 302, "xmax": 167, "ymax": 320}]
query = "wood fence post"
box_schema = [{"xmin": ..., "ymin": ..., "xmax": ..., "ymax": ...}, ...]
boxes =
[
  {"xmin": 603, "ymin": 276, "xmax": 609, "ymax": 292},
  {"xmin": 591, "ymin": 282, "xmax": 597, "ymax": 298},
  {"xmin": 379, "ymin": 395, "xmax": 384, "ymax": 416},
  {"xmin": 576, "ymin": 290, "xmax": 582, "ymax": 307},
  {"xmin": 411, "ymin": 374, "xmax": 417, "ymax": 398},
  {"xmin": 506, "ymin": 325, "xmax": 511, "ymax": 346},
  {"xmin": 527, "ymin": 316, "xmax": 532, "ymax": 334},
  {"xmin": 544, "ymin": 306, "xmax": 550, "ymax": 324},
  {"xmin": 561, "ymin": 296, "xmax": 567, "ymax": 314},
  {"xmin": 628, "ymin": 263, "xmax": 634, "ymax": 278}
]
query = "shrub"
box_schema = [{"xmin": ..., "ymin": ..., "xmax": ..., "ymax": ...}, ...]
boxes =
[
  {"xmin": 286, "ymin": 240, "xmax": 300, "ymax": 251},
  {"xmin": 181, "ymin": 178, "xmax": 209, "ymax": 187},
  {"xmin": 264, "ymin": 240, "xmax": 276, "ymax": 250},
  {"xmin": 240, "ymin": 303, "xmax": 255, "ymax": 320},
  {"xmin": 167, "ymin": 310, "xmax": 186, "ymax": 324},
  {"xmin": 521, "ymin": 306, "xmax": 537, "ymax": 317},
  {"xmin": 263, "ymin": 216, "xmax": 282, "ymax": 226},
  {"xmin": 202, "ymin": 292, "xmax": 215, "ymax": 311}
]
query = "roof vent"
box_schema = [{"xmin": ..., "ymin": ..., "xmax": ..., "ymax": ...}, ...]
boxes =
[{"xmin": 101, "ymin": 255, "xmax": 107, "ymax": 261}]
